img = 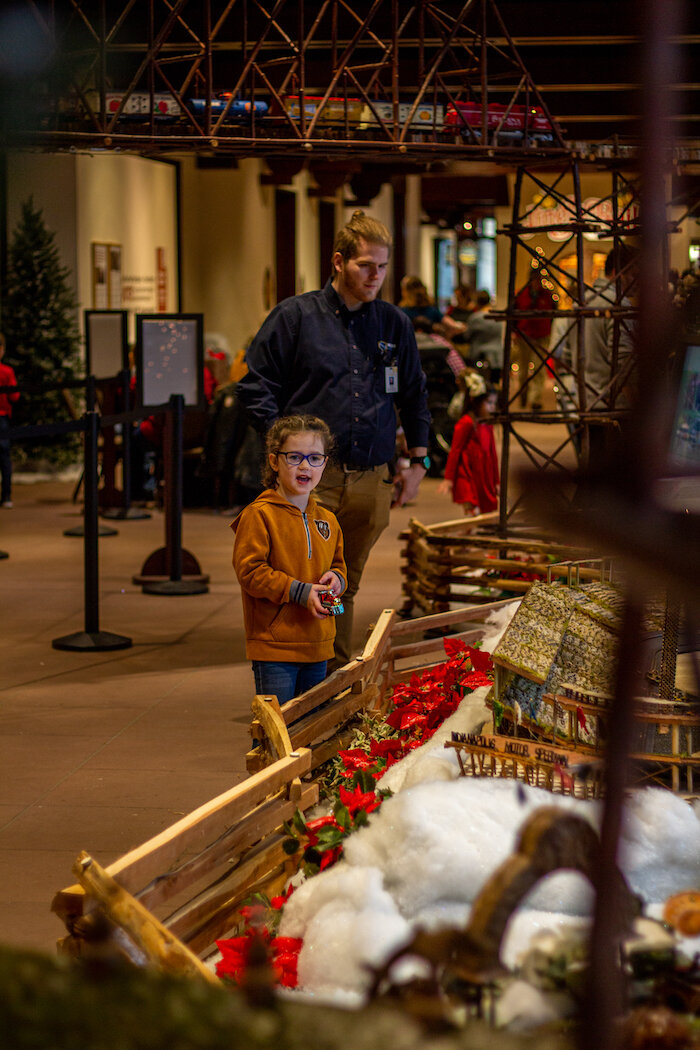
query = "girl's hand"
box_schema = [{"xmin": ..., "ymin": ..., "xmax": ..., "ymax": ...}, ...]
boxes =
[
  {"xmin": 318, "ymin": 570, "xmax": 341, "ymax": 595},
  {"xmin": 437, "ymin": 479, "xmax": 452, "ymax": 496},
  {"xmin": 307, "ymin": 583, "xmax": 332, "ymax": 618}
]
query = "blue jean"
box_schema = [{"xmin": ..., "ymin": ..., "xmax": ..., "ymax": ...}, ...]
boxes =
[{"xmin": 252, "ymin": 659, "xmax": 327, "ymax": 705}]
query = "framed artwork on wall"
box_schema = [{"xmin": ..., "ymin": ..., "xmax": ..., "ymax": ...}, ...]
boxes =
[{"xmin": 92, "ymin": 242, "xmax": 123, "ymax": 309}]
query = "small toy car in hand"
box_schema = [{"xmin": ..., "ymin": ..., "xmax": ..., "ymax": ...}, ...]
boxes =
[{"xmin": 319, "ymin": 590, "xmax": 344, "ymax": 615}]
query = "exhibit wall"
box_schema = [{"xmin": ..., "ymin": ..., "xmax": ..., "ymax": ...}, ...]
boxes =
[
  {"xmin": 75, "ymin": 153, "xmax": 178, "ymax": 325},
  {"xmin": 178, "ymin": 156, "xmax": 276, "ymax": 357},
  {"xmin": 5, "ymin": 150, "xmax": 178, "ymax": 350},
  {"xmin": 5, "ymin": 152, "xmax": 80, "ymax": 303}
]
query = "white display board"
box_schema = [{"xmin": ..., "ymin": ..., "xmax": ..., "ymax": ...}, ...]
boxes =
[{"xmin": 85, "ymin": 310, "xmax": 128, "ymax": 379}]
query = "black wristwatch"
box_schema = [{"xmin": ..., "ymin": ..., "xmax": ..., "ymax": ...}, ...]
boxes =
[{"xmin": 409, "ymin": 455, "xmax": 431, "ymax": 470}]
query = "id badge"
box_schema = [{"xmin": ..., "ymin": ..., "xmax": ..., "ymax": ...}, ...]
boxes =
[{"xmin": 385, "ymin": 366, "xmax": 398, "ymax": 393}]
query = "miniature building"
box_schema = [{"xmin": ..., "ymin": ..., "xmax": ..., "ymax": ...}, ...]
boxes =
[{"xmin": 448, "ymin": 580, "xmax": 700, "ymax": 795}]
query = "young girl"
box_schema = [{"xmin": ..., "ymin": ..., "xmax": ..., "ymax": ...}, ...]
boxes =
[
  {"xmin": 231, "ymin": 415, "xmax": 346, "ymax": 704},
  {"xmin": 438, "ymin": 371, "xmax": 500, "ymax": 516}
]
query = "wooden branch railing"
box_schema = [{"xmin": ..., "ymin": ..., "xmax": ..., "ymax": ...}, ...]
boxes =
[
  {"xmin": 52, "ymin": 597, "xmax": 520, "ymax": 977},
  {"xmin": 399, "ymin": 515, "xmax": 595, "ymax": 615},
  {"xmin": 52, "ymin": 749, "xmax": 317, "ymax": 968}
]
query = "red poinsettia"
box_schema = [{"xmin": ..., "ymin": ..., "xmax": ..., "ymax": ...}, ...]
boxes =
[
  {"xmin": 222, "ymin": 637, "xmax": 496, "ymax": 993},
  {"xmin": 216, "ymin": 927, "xmax": 303, "ymax": 988},
  {"xmin": 338, "ymin": 782, "xmax": 384, "ymax": 816}
]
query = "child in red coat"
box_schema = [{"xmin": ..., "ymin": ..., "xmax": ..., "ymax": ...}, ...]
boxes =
[{"xmin": 438, "ymin": 371, "xmax": 499, "ymax": 516}]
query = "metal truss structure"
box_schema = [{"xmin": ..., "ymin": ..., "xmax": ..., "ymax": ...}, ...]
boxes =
[
  {"xmin": 496, "ymin": 157, "xmax": 642, "ymax": 520},
  {"xmin": 496, "ymin": 155, "xmax": 696, "ymax": 523},
  {"xmin": 6, "ymin": 0, "xmax": 568, "ymax": 161}
]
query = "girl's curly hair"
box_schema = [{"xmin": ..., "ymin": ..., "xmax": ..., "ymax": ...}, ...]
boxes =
[{"xmin": 262, "ymin": 415, "xmax": 334, "ymax": 488}]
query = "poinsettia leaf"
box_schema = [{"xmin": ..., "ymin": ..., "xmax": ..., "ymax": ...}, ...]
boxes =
[
  {"xmin": 282, "ymin": 836, "xmax": 300, "ymax": 855},
  {"xmin": 352, "ymin": 769, "xmax": 377, "ymax": 794},
  {"xmin": 314, "ymin": 826, "xmax": 343, "ymax": 848},
  {"xmin": 292, "ymin": 809, "xmax": 307, "ymax": 835},
  {"xmin": 333, "ymin": 801, "xmax": 352, "ymax": 829},
  {"xmin": 353, "ymin": 809, "xmax": 370, "ymax": 828}
]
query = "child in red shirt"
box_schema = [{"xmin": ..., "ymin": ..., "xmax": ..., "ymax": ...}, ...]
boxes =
[
  {"xmin": 0, "ymin": 333, "xmax": 20, "ymax": 508},
  {"xmin": 439, "ymin": 371, "xmax": 499, "ymax": 516}
]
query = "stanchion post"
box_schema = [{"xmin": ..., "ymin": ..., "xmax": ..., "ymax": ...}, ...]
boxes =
[
  {"xmin": 101, "ymin": 369, "xmax": 151, "ymax": 521},
  {"xmin": 64, "ymin": 374, "xmax": 118, "ymax": 538},
  {"xmin": 166, "ymin": 392, "xmax": 184, "ymax": 582},
  {"xmin": 139, "ymin": 394, "xmax": 208, "ymax": 596},
  {"xmin": 53, "ymin": 381, "xmax": 132, "ymax": 651}
]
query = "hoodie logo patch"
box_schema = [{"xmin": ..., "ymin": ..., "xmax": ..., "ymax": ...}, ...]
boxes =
[{"xmin": 314, "ymin": 520, "xmax": 330, "ymax": 541}]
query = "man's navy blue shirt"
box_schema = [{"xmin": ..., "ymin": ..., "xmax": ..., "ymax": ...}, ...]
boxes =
[{"xmin": 237, "ymin": 280, "xmax": 431, "ymax": 467}]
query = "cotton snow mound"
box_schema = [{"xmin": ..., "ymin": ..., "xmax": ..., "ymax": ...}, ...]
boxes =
[
  {"xmin": 479, "ymin": 600, "xmax": 521, "ymax": 651},
  {"xmin": 619, "ymin": 787, "xmax": 700, "ymax": 901},
  {"xmin": 344, "ymin": 778, "xmax": 599, "ymax": 917},
  {"xmin": 281, "ymin": 778, "xmax": 700, "ymax": 999},
  {"xmin": 279, "ymin": 866, "xmax": 411, "ymax": 995}
]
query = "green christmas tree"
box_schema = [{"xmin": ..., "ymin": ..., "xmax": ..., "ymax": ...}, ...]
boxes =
[{"xmin": 2, "ymin": 196, "xmax": 83, "ymax": 468}]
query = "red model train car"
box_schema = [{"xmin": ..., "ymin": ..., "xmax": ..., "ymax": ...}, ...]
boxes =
[{"xmin": 444, "ymin": 100, "xmax": 553, "ymax": 143}]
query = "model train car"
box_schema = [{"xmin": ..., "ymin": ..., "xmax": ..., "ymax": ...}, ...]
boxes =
[
  {"xmin": 76, "ymin": 91, "xmax": 267, "ymax": 123},
  {"xmin": 61, "ymin": 89, "xmax": 554, "ymax": 145},
  {"xmin": 187, "ymin": 94, "xmax": 269, "ymax": 120},
  {"xmin": 444, "ymin": 100, "xmax": 554, "ymax": 143}
]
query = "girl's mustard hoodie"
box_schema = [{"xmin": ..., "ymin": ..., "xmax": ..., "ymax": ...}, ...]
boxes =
[{"xmin": 231, "ymin": 488, "xmax": 346, "ymax": 662}]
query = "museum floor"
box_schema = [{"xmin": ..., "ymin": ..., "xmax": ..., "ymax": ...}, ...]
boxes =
[{"xmin": 0, "ymin": 420, "xmax": 575, "ymax": 956}]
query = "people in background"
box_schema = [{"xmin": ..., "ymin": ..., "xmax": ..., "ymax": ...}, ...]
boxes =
[
  {"xmin": 438, "ymin": 370, "xmax": 499, "ymax": 516},
  {"xmin": 443, "ymin": 283, "xmax": 474, "ymax": 345},
  {"xmin": 231, "ymin": 415, "xmax": 346, "ymax": 704},
  {"xmin": 580, "ymin": 243, "xmax": 638, "ymax": 474},
  {"xmin": 398, "ymin": 275, "xmax": 444, "ymax": 326},
  {"xmin": 412, "ymin": 316, "xmax": 466, "ymax": 378},
  {"xmin": 463, "ymin": 289, "xmax": 505, "ymax": 383},
  {"xmin": 0, "ymin": 332, "xmax": 20, "ymax": 508},
  {"xmin": 511, "ymin": 269, "xmax": 555, "ymax": 411},
  {"xmin": 236, "ymin": 209, "xmax": 430, "ymax": 669},
  {"xmin": 201, "ymin": 346, "xmax": 264, "ymax": 513}
]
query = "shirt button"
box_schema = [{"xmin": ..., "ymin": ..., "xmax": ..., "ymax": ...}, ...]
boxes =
[
  {"xmin": 353, "ymin": 369, "xmax": 358, "ymax": 374},
  {"xmin": 354, "ymin": 392, "xmax": 359, "ymax": 397},
  {"xmin": 354, "ymin": 417, "xmax": 359, "ymax": 422}
]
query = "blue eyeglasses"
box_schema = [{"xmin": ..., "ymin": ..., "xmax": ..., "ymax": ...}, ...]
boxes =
[{"xmin": 275, "ymin": 450, "xmax": 328, "ymax": 467}]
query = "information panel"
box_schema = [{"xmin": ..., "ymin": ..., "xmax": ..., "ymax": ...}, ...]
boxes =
[
  {"xmin": 85, "ymin": 310, "xmax": 129, "ymax": 380},
  {"xmin": 135, "ymin": 314, "xmax": 204, "ymax": 410}
]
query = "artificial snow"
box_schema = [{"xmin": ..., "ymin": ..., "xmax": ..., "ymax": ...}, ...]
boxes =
[{"xmin": 279, "ymin": 602, "xmax": 700, "ymax": 1006}]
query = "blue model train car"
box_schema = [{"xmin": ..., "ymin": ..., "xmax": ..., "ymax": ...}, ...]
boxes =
[{"xmin": 188, "ymin": 95, "xmax": 269, "ymax": 120}]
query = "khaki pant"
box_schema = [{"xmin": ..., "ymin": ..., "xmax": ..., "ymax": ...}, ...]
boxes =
[
  {"xmin": 314, "ymin": 463, "xmax": 394, "ymax": 668},
  {"xmin": 511, "ymin": 333, "xmax": 548, "ymax": 408}
]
